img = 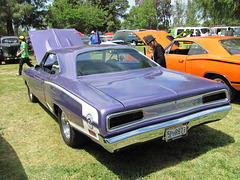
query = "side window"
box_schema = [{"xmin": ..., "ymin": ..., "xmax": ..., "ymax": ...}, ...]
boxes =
[
  {"xmin": 169, "ymin": 41, "xmax": 208, "ymax": 55},
  {"xmin": 177, "ymin": 29, "xmax": 184, "ymax": 35},
  {"xmin": 169, "ymin": 41, "xmax": 191, "ymax": 55},
  {"xmin": 188, "ymin": 42, "xmax": 208, "ymax": 55},
  {"xmin": 43, "ymin": 54, "xmax": 60, "ymax": 74}
]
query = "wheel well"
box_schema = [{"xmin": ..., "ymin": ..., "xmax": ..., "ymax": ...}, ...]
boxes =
[
  {"xmin": 53, "ymin": 104, "xmax": 61, "ymax": 117},
  {"xmin": 204, "ymin": 73, "xmax": 236, "ymax": 90},
  {"xmin": 204, "ymin": 73, "xmax": 229, "ymax": 83}
]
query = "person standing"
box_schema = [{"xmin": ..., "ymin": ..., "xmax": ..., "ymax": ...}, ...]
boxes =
[
  {"xmin": 143, "ymin": 35, "xmax": 166, "ymax": 68},
  {"xmin": 225, "ymin": 27, "xmax": 234, "ymax": 36},
  {"xmin": 15, "ymin": 36, "xmax": 33, "ymax": 76},
  {"xmin": 89, "ymin": 30, "xmax": 95, "ymax": 44}
]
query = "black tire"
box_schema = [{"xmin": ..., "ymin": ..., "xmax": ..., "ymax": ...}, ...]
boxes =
[
  {"xmin": 27, "ymin": 84, "xmax": 38, "ymax": 103},
  {"xmin": 0, "ymin": 53, "xmax": 3, "ymax": 65},
  {"xmin": 212, "ymin": 75, "xmax": 237, "ymax": 101},
  {"xmin": 58, "ymin": 109, "xmax": 88, "ymax": 147}
]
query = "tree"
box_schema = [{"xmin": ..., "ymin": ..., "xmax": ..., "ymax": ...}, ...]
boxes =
[
  {"xmin": 0, "ymin": 0, "xmax": 47, "ymax": 36},
  {"xmin": 194, "ymin": 0, "xmax": 240, "ymax": 25},
  {"xmin": 125, "ymin": 0, "xmax": 157, "ymax": 29},
  {"xmin": 185, "ymin": 0, "xmax": 199, "ymax": 27},
  {"xmin": 46, "ymin": 0, "xmax": 108, "ymax": 33},
  {"xmin": 90, "ymin": 0, "xmax": 129, "ymax": 32},
  {"xmin": 153, "ymin": 0, "xmax": 171, "ymax": 30},
  {"xmin": 172, "ymin": 0, "xmax": 185, "ymax": 27}
]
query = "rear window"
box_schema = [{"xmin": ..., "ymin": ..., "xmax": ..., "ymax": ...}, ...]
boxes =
[
  {"xmin": 219, "ymin": 38, "xmax": 240, "ymax": 55},
  {"xmin": 76, "ymin": 48, "xmax": 157, "ymax": 76}
]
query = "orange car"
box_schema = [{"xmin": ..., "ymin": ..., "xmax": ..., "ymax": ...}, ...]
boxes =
[{"xmin": 134, "ymin": 31, "xmax": 240, "ymax": 100}]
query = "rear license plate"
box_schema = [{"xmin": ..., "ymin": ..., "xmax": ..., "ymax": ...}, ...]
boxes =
[{"xmin": 165, "ymin": 125, "xmax": 187, "ymax": 142}]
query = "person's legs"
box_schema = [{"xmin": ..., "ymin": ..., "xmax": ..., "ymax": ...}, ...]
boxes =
[
  {"xmin": 18, "ymin": 58, "xmax": 24, "ymax": 75},
  {"xmin": 25, "ymin": 57, "xmax": 34, "ymax": 67}
]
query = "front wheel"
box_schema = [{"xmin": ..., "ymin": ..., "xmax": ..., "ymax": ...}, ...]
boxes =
[
  {"xmin": 0, "ymin": 54, "xmax": 3, "ymax": 65},
  {"xmin": 212, "ymin": 75, "xmax": 237, "ymax": 101},
  {"xmin": 58, "ymin": 110, "xmax": 88, "ymax": 147}
]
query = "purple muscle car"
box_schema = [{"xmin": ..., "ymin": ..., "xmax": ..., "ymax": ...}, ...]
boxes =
[{"xmin": 22, "ymin": 29, "xmax": 231, "ymax": 153}]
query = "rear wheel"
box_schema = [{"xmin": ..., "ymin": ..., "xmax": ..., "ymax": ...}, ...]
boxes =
[
  {"xmin": 58, "ymin": 109, "xmax": 88, "ymax": 147},
  {"xmin": 212, "ymin": 75, "xmax": 237, "ymax": 101}
]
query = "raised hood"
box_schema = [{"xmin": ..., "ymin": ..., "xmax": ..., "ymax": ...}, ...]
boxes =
[
  {"xmin": 133, "ymin": 30, "xmax": 173, "ymax": 49},
  {"xmin": 28, "ymin": 29, "xmax": 84, "ymax": 64}
]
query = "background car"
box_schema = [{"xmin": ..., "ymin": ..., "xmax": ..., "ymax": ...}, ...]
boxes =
[
  {"xmin": 100, "ymin": 35, "xmax": 112, "ymax": 42},
  {"xmin": 24, "ymin": 29, "xmax": 231, "ymax": 153},
  {"xmin": 80, "ymin": 35, "xmax": 90, "ymax": 45},
  {"xmin": 173, "ymin": 27, "xmax": 216, "ymax": 37},
  {"xmin": 211, "ymin": 26, "xmax": 240, "ymax": 36},
  {"xmin": 104, "ymin": 29, "xmax": 143, "ymax": 46},
  {"xmin": 125, "ymin": 31, "xmax": 143, "ymax": 45},
  {"xmin": 164, "ymin": 37, "xmax": 240, "ymax": 100},
  {"xmin": 0, "ymin": 36, "xmax": 20, "ymax": 65}
]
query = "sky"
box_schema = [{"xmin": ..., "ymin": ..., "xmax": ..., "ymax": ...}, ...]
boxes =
[
  {"xmin": 127, "ymin": 0, "xmax": 135, "ymax": 12},
  {"xmin": 128, "ymin": 0, "xmax": 135, "ymax": 7}
]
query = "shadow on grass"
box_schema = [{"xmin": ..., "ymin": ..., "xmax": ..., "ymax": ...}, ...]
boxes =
[
  {"xmin": 36, "ymin": 101, "xmax": 235, "ymax": 179},
  {"xmin": 232, "ymin": 91, "xmax": 240, "ymax": 105},
  {"xmin": 0, "ymin": 135, "xmax": 28, "ymax": 180},
  {"xmin": 83, "ymin": 125, "xmax": 234, "ymax": 179}
]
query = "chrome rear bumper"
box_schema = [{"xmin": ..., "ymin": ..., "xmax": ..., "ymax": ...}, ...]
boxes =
[{"xmin": 99, "ymin": 105, "xmax": 231, "ymax": 153}]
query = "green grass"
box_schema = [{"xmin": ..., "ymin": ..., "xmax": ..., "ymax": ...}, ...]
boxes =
[{"xmin": 0, "ymin": 54, "xmax": 240, "ymax": 179}]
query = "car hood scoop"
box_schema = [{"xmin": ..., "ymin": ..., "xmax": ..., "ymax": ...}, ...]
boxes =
[
  {"xmin": 28, "ymin": 28, "xmax": 84, "ymax": 64},
  {"xmin": 81, "ymin": 69, "xmax": 218, "ymax": 109}
]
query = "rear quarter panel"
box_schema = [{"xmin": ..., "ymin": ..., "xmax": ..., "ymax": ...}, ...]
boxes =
[{"xmin": 186, "ymin": 56, "xmax": 240, "ymax": 91}]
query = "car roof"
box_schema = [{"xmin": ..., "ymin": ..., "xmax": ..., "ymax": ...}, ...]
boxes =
[
  {"xmin": 173, "ymin": 36, "xmax": 240, "ymax": 55},
  {"xmin": 1, "ymin": 36, "xmax": 18, "ymax": 39},
  {"xmin": 49, "ymin": 43, "xmax": 134, "ymax": 54}
]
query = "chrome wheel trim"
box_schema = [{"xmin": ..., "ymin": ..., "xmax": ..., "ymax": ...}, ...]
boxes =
[
  {"xmin": 29, "ymin": 90, "xmax": 33, "ymax": 100},
  {"xmin": 213, "ymin": 78, "xmax": 225, "ymax": 84},
  {"xmin": 61, "ymin": 112, "xmax": 70, "ymax": 139}
]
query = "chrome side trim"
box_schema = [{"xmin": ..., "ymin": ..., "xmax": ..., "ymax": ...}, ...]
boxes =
[{"xmin": 100, "ymin": 105, "xmax": 231, "ymax": 153}]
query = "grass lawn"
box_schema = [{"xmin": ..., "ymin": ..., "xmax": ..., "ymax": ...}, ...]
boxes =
[{"xmin": 0, "ymin": 50, "xmax": 239, "ymax": 179}]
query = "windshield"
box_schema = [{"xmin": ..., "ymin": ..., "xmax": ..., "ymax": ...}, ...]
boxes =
[
  {"xmin": 220, "ymin": 38, "xmax": 240, "ymax": 55},
  {"xmin": 111, "ymin": 31, "xmax": 131, "ymax": 41},
  {"xmin": 2, "ymin": 38, "xmax": 19, "ymax": 44},
  {"xmin": 76, "ymin": 49, "xmax": 158, "ymax": 76}
]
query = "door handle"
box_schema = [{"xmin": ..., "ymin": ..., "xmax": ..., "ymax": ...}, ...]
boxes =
[{"xmin": 178, "ymin": 60, "xmax": 184, "ymax": 63}]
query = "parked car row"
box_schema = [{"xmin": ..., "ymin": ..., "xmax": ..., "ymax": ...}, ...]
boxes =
[
  {"xmin": 22, "ymin": 28, "xmax": 232, "ymax": 153},
  {"xmin": 170, "ymin": 26, "xmax": 240, "ymax": 37},
  {"xmin": 211, "ymin": 26, "xmax": 240, "ymax": 36}
]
